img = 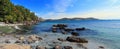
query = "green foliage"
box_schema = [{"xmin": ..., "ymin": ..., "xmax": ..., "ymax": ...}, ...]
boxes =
[{"xmin": 0, "ymin": 0, "xmax": 39, "ymax": 23}]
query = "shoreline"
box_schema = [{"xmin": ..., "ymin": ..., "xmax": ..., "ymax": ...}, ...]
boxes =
[
  {"xmin": 0, "ymin": 23, "xmax": 109, "ymax": 49},
  {"xmin": 0, "ymin": 32, "xmax": 109, "ymax": 49}
]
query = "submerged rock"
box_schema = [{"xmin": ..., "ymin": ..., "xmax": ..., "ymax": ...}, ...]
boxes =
[
  {"xmin": 64, "ymin": 28, "xmax": 74, "ymax": 32},
  {"xmin": 36, "ymin": 46, "xmax": 46, "ymax": 49},
  {"xmin": 98, "ymin": 46, "xmax": 104, "ymax": 49},
  {"xmin": 71, "ymin": 32, "xmax": 79, "ymax": 36},
  {"xmin": 66, "ymin": 36, "xmax": 88, "ymax": 43},
  {"xmin": 75, "ymin": 27, "xmax": 86, "ymax": 31}
]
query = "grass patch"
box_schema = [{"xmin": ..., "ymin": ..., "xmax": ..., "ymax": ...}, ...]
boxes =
[{"xmin": 0, "ymin": 26, "xmax": 16, "ymax": 33}]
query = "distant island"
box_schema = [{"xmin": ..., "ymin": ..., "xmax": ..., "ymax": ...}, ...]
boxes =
[{"xmin": 45, "ymin": 17, "xmax": 99, "ymax": 21}]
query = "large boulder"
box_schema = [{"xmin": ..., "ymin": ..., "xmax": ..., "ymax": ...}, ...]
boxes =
[
  {"xmin": 66, "ymin": 36, "xmax": 88, "ymax": 43},
  {"xmin": 0, "ymin": 44, "xmax": 31, "ymax": 49}
]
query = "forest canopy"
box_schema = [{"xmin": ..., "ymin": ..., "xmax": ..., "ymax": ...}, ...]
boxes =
[{"xmin": 0, "ymin": 0, "xmax": 39, "ymax": 23}]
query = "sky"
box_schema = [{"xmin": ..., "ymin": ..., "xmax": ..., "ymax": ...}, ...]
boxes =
[{"xmin": 11, "ymin": 0, "xmax": 120, "ymax": 19}]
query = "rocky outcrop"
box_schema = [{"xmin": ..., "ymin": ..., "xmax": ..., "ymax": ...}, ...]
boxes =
[
  {"xmin": 53, "ymin": 24, "xmax": 67, "ymax": 28},
  {"xmin": 27, "ymin": 35, "xmax": 42, "ymax": 44},
  {"xmin": 66, "ymin": 36, "xmax": 88, "ymax": 43},
  {"xmin": 64, "ymin": 28, "xmax": 74, "ymax": 32},
  {"xmin": 15, "ymin": 35, "xmax": 42, "ymax": 44},
  {"xmin": 52, "ymin": 24, "xmax": 68, "ymax": 32}
]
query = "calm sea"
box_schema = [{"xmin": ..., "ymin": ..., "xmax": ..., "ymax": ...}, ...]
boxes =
[{"xmin": 32, "ymin": 20, "xmax": 120, "ymax": 49}]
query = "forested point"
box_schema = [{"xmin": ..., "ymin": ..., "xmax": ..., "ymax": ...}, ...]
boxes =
[{"xmin": 0, "ymin": 0, "xmax": 41, "ymax": 24}]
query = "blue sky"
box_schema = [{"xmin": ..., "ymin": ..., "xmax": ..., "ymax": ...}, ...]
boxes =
[{"xmin": 11, "ymin": 0, "xmax": 120, "ymax": 19}]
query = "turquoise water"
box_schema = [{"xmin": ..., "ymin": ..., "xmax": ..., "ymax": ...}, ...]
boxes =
[{"xmin": 32, "ymin": 20, "xmax": 120, "ymax": 49}]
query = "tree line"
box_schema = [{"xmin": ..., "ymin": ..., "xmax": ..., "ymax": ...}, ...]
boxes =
[{"xmin": 0, "ymin": 0, "xmax": 40, "ymax": 23}]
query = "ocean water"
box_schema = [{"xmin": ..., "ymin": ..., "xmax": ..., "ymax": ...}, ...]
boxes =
[{"xmin": 32, "ymin": 20, "xmax": 120, "ymax": 49}]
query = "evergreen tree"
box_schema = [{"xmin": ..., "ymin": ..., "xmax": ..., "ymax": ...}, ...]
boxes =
[{"xmin": 0, "ymin": 0, "xmax": 39, "ymax": 23}]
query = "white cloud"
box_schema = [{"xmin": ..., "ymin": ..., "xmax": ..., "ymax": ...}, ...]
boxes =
[
  {"xmin": 45, "ymin": 7, "xmax": 120, "ymax": 19},
  {"xmin": 38, "ymin": 0, "xmax": 120, "ymax": 19},
  {"xmin": 108, "ymin": 0, "xmax": 118, "ymax": 4},
  {"xmin": 53, "ymin": 0, "xmax": 75, "ymax": 12}
]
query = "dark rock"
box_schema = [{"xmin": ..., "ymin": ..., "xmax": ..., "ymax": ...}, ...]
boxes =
[
  {"xmin": 53, "ymin": 24, "xmax": 67, "ymax": 27},
  {"xmin": 53, "ymin": 24, "xmax": 68, "ymax": 30},
  {"xmin": 58, "ymin": 38, "xmax": 66, "ymax": 42},
  {"xmin": 15, "ymin": 40, "xmax": 23, "ymax": 43},
  {"xmin": 66, "ymin": 36, "xmax": 88, "ymax": 43},
  {"xmin": 53, "ymin": 25, "xmax": 58, "ymax": 27},
  {"xmin": 99, "ymin": 46, "xmax": 104, "ymax": 49},
  {"xmin": 52, "ymin": 30, "xmax": 57, "ymax": 32},
  {"xmin": 76, "ymin": 27, "xmax": 86, "ymax": 31},
  {"xmin": 71, "ymin": 32, "xmax": 79, "ymax": 36},
  {"xmin": 64, "ymin": 28, "xmax": 74, "ymax": 32},
  {"xmin": 64, "ymin": 46, "xmax": 73, "ymax": 49},
  {"xmin": 53, "ymin": 45, "xmax": 62, "ymax": 49}
]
